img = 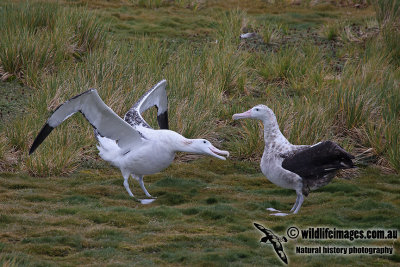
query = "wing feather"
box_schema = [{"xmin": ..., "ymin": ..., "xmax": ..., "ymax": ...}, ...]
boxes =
[
  {"xmin": 124, "ymin": 80, "xmax": 168, "ymax": 129},
  {"xmin": 254, "ymin": 223, "xmax": 268, "ymax": 234},
  {"xmin": 272, "ymin": 242, "xmax": 288, "ymax": 264},
  {"xmin": 281, "ymin": 141, "xmax": 355, "ymax": 180},
  {"xmin": 29, "ymin": 89, "xmax": 142, "ymax": 154}
]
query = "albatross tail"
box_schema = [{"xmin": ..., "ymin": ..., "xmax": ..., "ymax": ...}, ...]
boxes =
[{"xmin": 94, "ymin": 130, "xmax": 121, "ymax": 163}]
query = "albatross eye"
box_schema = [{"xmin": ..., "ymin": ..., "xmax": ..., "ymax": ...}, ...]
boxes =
[
  {"xmin": 255, "ymin": 108, "xmax": 259, "ymax": 111},
  {"xmin": 203, "ymin": 141, "xmax": 207, "ymax": 144}
]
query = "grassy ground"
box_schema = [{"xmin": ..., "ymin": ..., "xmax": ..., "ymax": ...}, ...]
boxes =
[
  {"xmin": 1, "ymin": 161, "xmax": 399, "ymax": 266},
  {"xmin": 0, "ymin": 0, "xmax": 399, "ymax": 266}
]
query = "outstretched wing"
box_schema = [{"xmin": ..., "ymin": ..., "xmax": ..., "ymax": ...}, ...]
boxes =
[
  {"xmin": 254, "ymin": 223, "xmax": 269, "ymax": 234},
  {"xmin": 29, "ymin": 89, "xmax": 143, "ymax": 155},
  {"xmin": 281, "ymin": 141, "xmax": 355, "ymax": 180},
  {"xmin": 124, "ymin": 80, "xmax": 168, "ymax": 129},
  {"xmin": 271, "ymin": 241, "xmax": 288, "ymax": 264}
]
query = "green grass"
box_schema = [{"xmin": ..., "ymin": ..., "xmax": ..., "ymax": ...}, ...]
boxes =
[
  {"xmin": 0, "ymin": 0, "xmax": 399, "ymax": 265},
  {"xmin": 0, "ymin": 1, "xmax": 106, "ymax": 86},
  {"xmin": 0, "ymin": 161, "xmax": 399, "ymax": 266},
  {"xmin": 372, "ymin": 0, "xmax": 400, "ymax": 26}
]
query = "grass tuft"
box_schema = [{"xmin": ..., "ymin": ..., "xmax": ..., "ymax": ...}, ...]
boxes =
[
  {"xmin": 0, "ymin": 2, "xmax": 106, "ymax": 85},
  {"xmin": 320, "ymin": 21, "xmax": 341, "ymax": 40},
  {"xmin": 372, "ymin": 0, "xmax": 400, "ymax": 26}
]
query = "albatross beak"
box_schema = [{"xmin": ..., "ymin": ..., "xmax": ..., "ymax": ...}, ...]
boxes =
[
  {"xmin": 209, "ymin": 145, "xmax": 230, "ymax": 160},
  {"xmin": 232, "ymin": 109, "xmax": 252, "ymax": 120}
]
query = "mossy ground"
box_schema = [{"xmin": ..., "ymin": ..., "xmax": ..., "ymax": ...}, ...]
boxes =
[
  {"xmin": 0, "ymin": 0, "xmax": 399, "ymax": 266},
  {"xmin": 0, "ymin": 160, "xmax": 399, "ymax": 266}
]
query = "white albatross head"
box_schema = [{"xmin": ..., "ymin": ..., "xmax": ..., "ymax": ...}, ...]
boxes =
[
  {"xmin": 194, "ymin": 139, "xmax": 230, "ymax": 160},
  {"xmin": 183, "ymin": 139, "xmax": 230, "ymax": 160},
  {"xmin": 232, "ymin": 104, "xmax": 277, "ymax": 126}
]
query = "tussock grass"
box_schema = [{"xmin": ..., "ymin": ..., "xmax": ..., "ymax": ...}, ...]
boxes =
[
  {"xmin": 228, "ymin": 120, "xmax": 264, "ymax": 160},
  {"xmin": 0, "ymin": 1, "xmax": 399, "ymax": 264},
  {"xmin": 129, "ymin": 0, "xmax": 201, "ymax": 9},
  {"xmin": 381, "ymin": 25, "xmax": 400, "ymax": 66},
  {"xmin": 320, "ymin": 21, "xmax": 341, "ymax": 40},
  {"xmin": 0, "ymin": 134, "xmax": 16, "ymax": 172},
  {"xmin": 0, "ymin": 0, "xmax": 397, "ymax": 174},
  {"xmin": 282, "ymin": 101, "xmax": 334, "ymax": 145},
  {"xmin": 372, "ymin": 0, "xmax": 400, "ymax": 26},
  {"xmin": 0, "ymin": 5, "xmax": 252, "ymax": 175},
  {"xmin": 253, "ymin": 44, "xmax": 329, "ymax": 95},
  {"xmin": 260, "ymin": 22, "xmax": 282, "ymax": 44},
  {"xmin": 0, "ymin": 256, "xmax": 28, "ymax": 267},
  {"xmin": 0, "ymin": 2, "xmax": 106, "ymax": 85},
  {"xmin": 216, "ymin": 9, "xmax": 246, "ymax": 46}
]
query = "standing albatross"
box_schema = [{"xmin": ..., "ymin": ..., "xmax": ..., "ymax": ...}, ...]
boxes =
[
  {"xmin": 233, "ymin": 105, "xmax": 355, "ymax": 216},
  {"xmin": 29, "ymin": 80, "xmax": 229, "ymax": 204}
]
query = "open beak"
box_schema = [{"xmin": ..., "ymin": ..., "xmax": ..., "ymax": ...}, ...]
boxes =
[
  {"xmin": 232, "ymin": 109, "xmax": 252, "ymax": 120},
  {"xmin": 208, "ymin": 145, "xmax": 230, "ymax": 160}
]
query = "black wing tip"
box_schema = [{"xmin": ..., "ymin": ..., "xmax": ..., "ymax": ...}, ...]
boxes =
[
  {"xmin": 254, "ymin": 222, "xmax": 262, "ymax": 228},
  {"xmin": 324, "ymin": 140, "xmax": 355, "ymax": 158},
  {"xmin": 254, "ymin": 222, "xmax": 268, "ymax": 233},
  {"xmin": 29, "ymin": 123, "xmax": 54, "ymax": 155},
  {"xmin": 157, "ymin": 111, "xmax": 169, "ymax": 129}
]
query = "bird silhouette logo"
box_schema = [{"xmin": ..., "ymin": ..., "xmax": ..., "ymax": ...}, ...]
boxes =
[{"xmin": 254, "ymin": 223, "xmax": 288, "ymax": 264}]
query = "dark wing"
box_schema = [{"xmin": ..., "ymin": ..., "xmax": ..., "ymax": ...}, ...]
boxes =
[
  {"xmin": 280, "ymin": 145, "xmax": 310, "ymax": 159},
  {"xmin": 254, "ymin": 223, "xmax": 269, "ymax": 234},
  {"xmin": 271, "ymin": 240, "xmax": 288, "ymax": 264},
  {"xmin": 29, "ymin": 89, "xmax": 143, "ymax": 155},
  {"xmin": 281, "ymin": 141, "xmax": 355, "ymax": 180},
  {"xmin": 124, "ymin": 80, "xmax": 168, "ymax": 129}
]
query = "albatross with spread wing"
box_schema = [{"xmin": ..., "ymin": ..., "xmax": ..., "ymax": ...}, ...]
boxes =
[{"xmin": 29, "ymin": 80, "xmax": 229, "ymax": 204}]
